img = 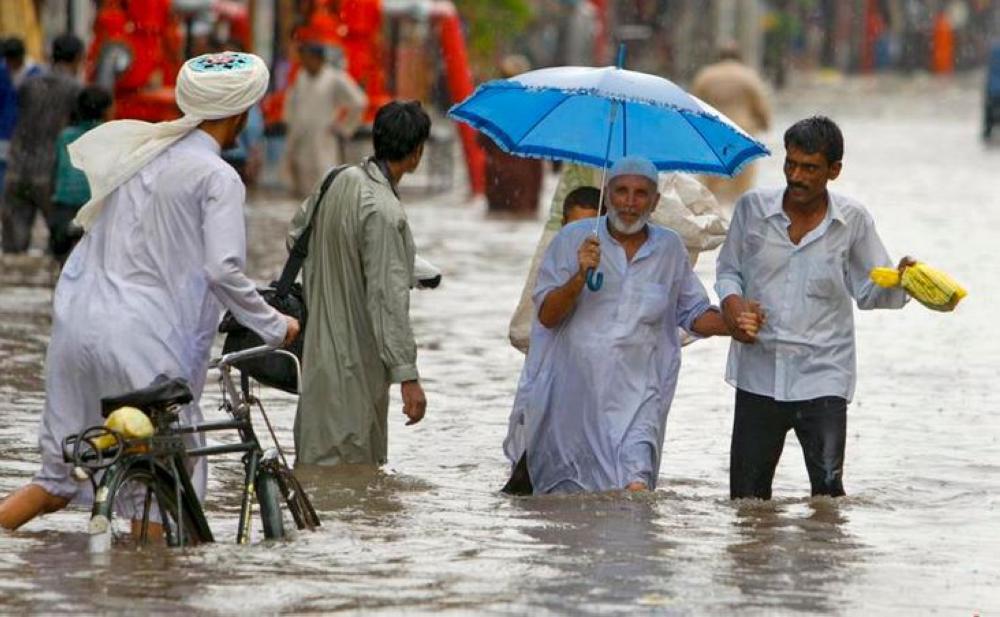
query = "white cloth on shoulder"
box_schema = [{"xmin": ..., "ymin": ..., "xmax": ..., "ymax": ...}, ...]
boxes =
[{"xmin": 69, "ymin": 52, "xmax": 270, "ymax": 229}]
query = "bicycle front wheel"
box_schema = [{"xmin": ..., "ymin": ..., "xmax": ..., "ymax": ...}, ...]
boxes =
[
  {"xmin": 91, "ymin": 458, "xmax": 213, "ymax": 549},
  {"xmin": 256, "ymin": 470, "xmax": 286, "ymax": 540}
]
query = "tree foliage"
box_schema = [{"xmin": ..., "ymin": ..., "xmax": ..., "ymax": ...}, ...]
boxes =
[{"xmin": 452, "ymin": 0, "xmax": 533, "ymax": 75}]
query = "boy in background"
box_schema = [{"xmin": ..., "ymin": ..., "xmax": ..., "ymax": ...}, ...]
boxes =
[{"xmin": 49, "ymin": 86, "xmax": 113, "ymax": 263}]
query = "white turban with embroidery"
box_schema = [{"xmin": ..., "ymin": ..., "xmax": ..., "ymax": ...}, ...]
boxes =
[{"xmin": 70, "ymin": 52, "xmax": 270, "ymax": 229}]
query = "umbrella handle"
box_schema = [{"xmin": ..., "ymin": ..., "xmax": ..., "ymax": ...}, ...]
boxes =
[{"xmin": 586, "ymin": 268, "xmax": 603, "ymax": 291}]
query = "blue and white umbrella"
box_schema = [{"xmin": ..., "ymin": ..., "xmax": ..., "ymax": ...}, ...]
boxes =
[{"xmin": 448, "ymin": 52, "xmax": 769, "ymax": 290}]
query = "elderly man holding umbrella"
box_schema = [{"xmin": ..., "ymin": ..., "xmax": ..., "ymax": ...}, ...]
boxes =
[
  {"xmin": 500, "ymin": 156, "xmax": 762, "ymax": 494},
  {"xmin": 450, "ymin": 49, "xmax": 770, "ymax": 494}
]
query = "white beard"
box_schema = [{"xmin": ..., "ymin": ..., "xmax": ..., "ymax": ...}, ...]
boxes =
[{"xmin": 608, "ymin": 206, "xmax": 651, "ymax": 235}]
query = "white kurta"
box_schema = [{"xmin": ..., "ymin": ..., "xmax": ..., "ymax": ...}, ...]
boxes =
[
  {"xmin": 504, "ymin": 218, "xmax": 713, "ymax": 494},
  {"xmin": 33, "ymin": 130, "xmax": 287, "ymax": 504},
  {"xmin": 284, "ymin": 65, "xmax": 368, "ymax": 196}
]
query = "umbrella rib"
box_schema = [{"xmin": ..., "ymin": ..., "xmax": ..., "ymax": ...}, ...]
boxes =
[
  {"xmin": 677, "ymin": 112, "xmax": 727, "ymax": 173},
  {"xmin": 620, "ymin": 101, "xmax": 627, "ymax": 156}
]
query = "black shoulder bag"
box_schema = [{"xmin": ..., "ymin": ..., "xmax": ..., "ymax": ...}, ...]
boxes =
[{"xmin": 218, "ymin": 165, "xmax": 349, "ymax": 393}]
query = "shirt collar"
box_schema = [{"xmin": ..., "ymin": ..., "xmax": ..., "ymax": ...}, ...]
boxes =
[
  {"xmin": 363, "ymin": 157, "xmax": 399, "ymax": 197},
  {"xmin": 767, "ymin": 189, "xmax": 847, "ymax": 226},
  {"xmin": 186, "ymin": 129, "xmax": 222, "ymax": 156}
]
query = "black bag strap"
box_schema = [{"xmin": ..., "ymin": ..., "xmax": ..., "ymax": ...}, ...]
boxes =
[{"xmin": 275, "ymin": 164, "xmax": 350, "ymax": 296}]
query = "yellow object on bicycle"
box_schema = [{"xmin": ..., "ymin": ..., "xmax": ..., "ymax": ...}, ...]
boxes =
[
  {"xmin": 869, "ymin": 262, "xmax": 967, "ymax": 312},
  {"xmin": 90, "ymin": 406, "xmax": 154, "ymax": 451}
]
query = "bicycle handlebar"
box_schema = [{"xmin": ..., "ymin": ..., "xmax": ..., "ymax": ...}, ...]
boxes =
[{"xmin": 210, "ymin": 345, "xmax": 303, "ymax": 393}]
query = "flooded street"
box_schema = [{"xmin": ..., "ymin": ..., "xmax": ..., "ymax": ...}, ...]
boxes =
[{"xmin": 1, "ymin": 74, "xmax": 998, "ymax": 615}]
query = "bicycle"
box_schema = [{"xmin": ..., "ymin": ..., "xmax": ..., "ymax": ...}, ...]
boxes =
[{"xmin": 62, "ymin": 345, "xmax": 320, "ymax": 551}]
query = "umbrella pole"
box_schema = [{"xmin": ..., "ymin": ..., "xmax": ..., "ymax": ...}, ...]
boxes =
[{"xmin": 586, "ymin": 99, "xmax": 620, "ymax": 292}]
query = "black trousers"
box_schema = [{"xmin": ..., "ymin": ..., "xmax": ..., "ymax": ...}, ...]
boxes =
[
  {"xmin": 2, "ymin": 177, "xmax": 52, "ymax": 254},
  {"xmin": 730, "ymin": 389, "xmax": 847, "ymax": 500}
]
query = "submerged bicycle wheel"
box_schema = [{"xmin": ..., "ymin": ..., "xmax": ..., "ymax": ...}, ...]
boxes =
[
  {"xmin": 90, "ymin": 460, "xmax": 213, "ymax": 550},
  {"xmin": 255, "ymin": 470, "xmax": 286, "ymax": 540}
]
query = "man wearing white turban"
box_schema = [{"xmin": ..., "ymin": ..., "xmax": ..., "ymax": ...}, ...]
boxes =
[{"xmin": 0, "ymin": 52, "xmax": 300, "ymax": 531}]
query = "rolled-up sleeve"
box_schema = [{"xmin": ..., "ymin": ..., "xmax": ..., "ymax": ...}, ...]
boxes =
[
  {"xmin": 715, "ymin": 196, "xmax": 748, "ymax": 301},
  {"xmin": 849, "ymin": 210, "xmax": 908, "ymax": 310},
  {"xmin": 360, "ymin": 197, "xmax": 419, "ymax": 383},
  {"xmin": 531, "ymin": 227, "xmax": 581, "ymax": 318},
  {"xmin": 202, "ymin": 172, "xmax": 287, "ymax": 346}
]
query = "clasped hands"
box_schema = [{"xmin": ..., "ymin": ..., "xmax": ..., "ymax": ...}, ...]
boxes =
[{"xmin": 721, "ymin": 296, "xmax": 766, "ymax": 344}]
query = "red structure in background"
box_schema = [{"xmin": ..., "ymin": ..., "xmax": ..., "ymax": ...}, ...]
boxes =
[
  {"xmin": 86, "ymin": 0, "xmax": 252, "ymax": 122},
  {"xmin": 86, "ymin": 0, "xmax": 182, "ymax": 121},
  {"xmin": 264, "ymin": 0, "xmax": 484, "ymax": 194}
]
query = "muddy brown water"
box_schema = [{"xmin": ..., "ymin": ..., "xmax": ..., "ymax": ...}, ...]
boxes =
[{"xmin": 0, "ymin": 74, "xmax": 997, "ymax": 614}]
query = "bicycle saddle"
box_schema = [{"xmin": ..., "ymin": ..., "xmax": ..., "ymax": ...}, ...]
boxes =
[{"xmin": 100, "ymin": 376, "xmax": 193, "ymax": 417}]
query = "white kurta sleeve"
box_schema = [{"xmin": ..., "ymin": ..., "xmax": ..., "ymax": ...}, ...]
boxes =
[{"xmin": 202, "ymin": 171, "xmax": 287, "ymax": 346}]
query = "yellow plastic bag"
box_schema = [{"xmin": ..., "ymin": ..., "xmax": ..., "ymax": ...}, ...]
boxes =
[
  {"xmin": 90, "ymin": 406, "xmax": 154, "ymax": 451},
  {"xmin": 869, "ymin": 263, "xmax": 967, "ymax": 312}
]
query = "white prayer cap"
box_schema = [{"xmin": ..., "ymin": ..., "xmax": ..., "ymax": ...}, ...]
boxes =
[
  {"xmin": 607, "ymin": 155, "xmax": 658, "ymax": 185},
  {"xmin": 71, "ymin": 52, "xmax": 270, "ymax": 230},
  {"xmin": 176, "ymin": 52, "xmax": 270, "ymax": 119}
]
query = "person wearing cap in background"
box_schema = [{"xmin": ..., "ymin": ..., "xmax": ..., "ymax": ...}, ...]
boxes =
[
  {"xmin": 501, "ymin": 156, "xmax": 763, "ymax": 495},
  {"xmin": 0, "ymin": 51, "xmax": 299, "ymax": 532},
  {"xmin": 284, "ymin": 41, "xmax": 368, "ymax": 198}
]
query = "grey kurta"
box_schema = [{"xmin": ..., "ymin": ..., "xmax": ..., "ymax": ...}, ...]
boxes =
[{"xmin": 290, "ymin": 158, "xmax": 418, "ymax": 466}]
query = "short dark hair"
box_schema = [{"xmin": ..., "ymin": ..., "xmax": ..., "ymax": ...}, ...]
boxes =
[
  {"xmin": 74, "ymin": 86, "xmax": 113, "ymax": 123},
  {"xmin": 3, "ymin": 37, "xmax": 25, "ymax": 63},
  {"xmin": 373, "ymin": 100, "xmax": 431, "ymax": 162},
  {"xmin": 563, "ymin": 186, "xmax": 601, "ymax": 212},
  {"xmin": 784, "ymin": 116, "xmax": 843, "ymax": 164},
  {"xmin": 52, "ymin": 33, "xmax": 84, "ymax": 64}
]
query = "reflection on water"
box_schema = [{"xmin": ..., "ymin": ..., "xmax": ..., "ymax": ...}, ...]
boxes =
[
  {"xmin": 1, "ymin": 75, "xmax": 999, "ymax": 614},
  {"xmin": 722, "ymin": 498, "xmax": 863, "ymax": 614}
]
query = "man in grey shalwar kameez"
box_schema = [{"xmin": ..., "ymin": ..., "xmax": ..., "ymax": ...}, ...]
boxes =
[{"xmin": 290, "ymin": 100, "xmax": 430, "ymax": 467}]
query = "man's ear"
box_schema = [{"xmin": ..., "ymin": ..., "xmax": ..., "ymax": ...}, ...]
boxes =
[
  {"xmin": 828, "ymin": 161, "xmax": 843, "ymax": 181},
  {"xmin": 650, "ymin": 192, "xmax": 661, "ymax": 213}
]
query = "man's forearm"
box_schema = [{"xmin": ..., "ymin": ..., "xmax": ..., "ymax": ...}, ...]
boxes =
[
  {"xmin": 690, "ymin": 308, "xmax": 728, "ymax": 337},
  {"xmin": 538, "ymin": 271, "xmax": 586, "ymax": 329}
]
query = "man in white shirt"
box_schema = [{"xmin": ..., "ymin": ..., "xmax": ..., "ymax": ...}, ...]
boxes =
[
  {"xmin": 0, "ymin": 52, "xmax": 299, "ymax": 530},
  {"xmin": 716, "ymin": 116, "xmax": 914, "ymax": 500}
]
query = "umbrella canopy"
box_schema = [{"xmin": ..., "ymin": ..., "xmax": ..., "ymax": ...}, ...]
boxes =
[{"xmin": 448, "ymin": 64, "xmax": 769, "ymax": 176}]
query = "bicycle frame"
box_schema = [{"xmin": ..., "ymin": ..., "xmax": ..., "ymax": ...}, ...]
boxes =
[{"xmin": 68, "ymin": 344, "xmax": 309, "ymax": 549}]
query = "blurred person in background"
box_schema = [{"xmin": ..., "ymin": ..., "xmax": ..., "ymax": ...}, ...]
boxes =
[
  {"xmin": 284, "ymin": 42, "xmax": 368, "ymax": 198},
  {"xmin": 48, "ymin": 86, "xmax": 114, "ymax": 264},
  {"xmin": 479, "ymin": 55, "xmax": 544, "ymax": 216},
  {"xmin": 0, "ymin": 40, "xmax": 18, "ymax": 217},
  {"xmin": 691, "ymin": 45, "xmax": 771, "ymax": 213},
  {"xmin": 1, "ymin": 33, "xmax": 82, "ymax": 254},
  {"xmin": 2, "ymin": 37, "xmax": 44, "ymax": 88}
]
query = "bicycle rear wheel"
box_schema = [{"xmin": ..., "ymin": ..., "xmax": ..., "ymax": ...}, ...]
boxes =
[{"xmin": 91, "ymin": 459, "xmax": 213, "ymax": 549}]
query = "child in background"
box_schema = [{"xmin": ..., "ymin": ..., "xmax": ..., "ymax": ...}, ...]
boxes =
[{"xmin": 49, "ymin": 85, "xmax": 113, "ymax": 263}]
